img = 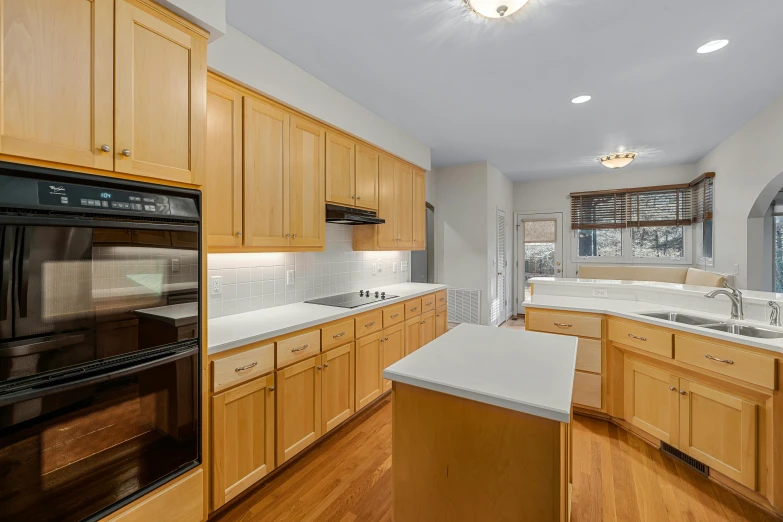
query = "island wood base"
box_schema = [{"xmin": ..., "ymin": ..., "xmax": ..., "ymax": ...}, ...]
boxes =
[{"xmin": 391, "ymin": 382, "xmax": 572, "ymax": 522}]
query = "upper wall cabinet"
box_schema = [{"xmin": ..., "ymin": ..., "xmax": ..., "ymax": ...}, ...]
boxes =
[
  {"xmin": 0, "ymin": 0, "xmax": 206, "ymax": 185},
  {"xmin": 355, "ymin": 145, "xmax": 379, "ymax": 210},
  {"xmin": 0, "ymin": 0, "xmax": 114, "ymax": 170},
  {"xmin": 289, "ymin": 116, "xmax": 326, "ymax": 248},
  {"xmin": 325, "ymin": 132, "xmax": 355, "ymax": 207},
  {"xmin": 413, "ymin": 169, "xmax": 426, "ymax": 248}
]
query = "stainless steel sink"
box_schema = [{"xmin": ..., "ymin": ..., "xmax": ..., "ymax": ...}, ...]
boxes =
[
  {"xmin": 638, "ymin": 312, "xmax": 718, "ymax": 326},
  {"xmin": 700, "ymin": 323, "xmax": 783, "ymax": 339}
]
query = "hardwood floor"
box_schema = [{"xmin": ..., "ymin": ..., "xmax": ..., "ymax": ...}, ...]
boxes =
[{"xmin": 212, "ymin": 392, "xmax": 780, "ymax": 522}]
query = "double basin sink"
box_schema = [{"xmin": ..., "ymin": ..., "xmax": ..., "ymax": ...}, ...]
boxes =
[{"xmin": 639, "ymin": 311, "xmax": 783, "ymax": 339}]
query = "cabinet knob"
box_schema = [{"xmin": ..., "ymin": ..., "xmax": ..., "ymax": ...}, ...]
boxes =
[
  {"xmin": 286, "ymin": 233, "xmax": 290, "ymax": 238},
  {"xmin": 121, "ymin": 149, "xmax": 131, "ymax": 157},
  {"xmin": 669, "ymin": 386, "xmax": 676, "ymax": 391},
  {"xmin": 236, "ymin": 231, "xmax": 242, "ymax": 237},
  {"xmin": 100, "ymin": 144, "xmax": 111, "ymax": 153},
  {"xmin": 679, "ymin": 390, "xmax": 687, "ymax": 396},
  {"xmin": 269, "ymin": 386, "xmax": 275, "ymax": 392},
  {"xmin": 324, "ymin": 363, "xmax": 329, "ymax": 368},
  {"xmin": 292, "ymin": 234, "xmax": 297, "ymax": 239},
  {"xmin": 356, "ymin": 196, "xmax": 361, "ymax": 200},
  {"xmin": 317, "ymin": 365, "xmax": 322, "ymax": 370}
]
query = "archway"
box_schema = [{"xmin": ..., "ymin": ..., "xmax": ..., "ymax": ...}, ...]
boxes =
[{"xmin": 747, "ymin": 170, "xmax": 783, "ymax": 291}]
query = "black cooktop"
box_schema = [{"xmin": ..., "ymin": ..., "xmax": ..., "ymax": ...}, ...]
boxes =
[{"xmin": 305, "ymin": 290, "xmax": 399, "ymax": 309}]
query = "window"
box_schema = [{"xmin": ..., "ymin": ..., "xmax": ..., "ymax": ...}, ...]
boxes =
[
  {"xmin": 631, "ymin": 226, "xmax": 684, "ymax": 258},
  {"xmin": 577, "ymin": 229, "xmax": 622, "ymax": 257}
]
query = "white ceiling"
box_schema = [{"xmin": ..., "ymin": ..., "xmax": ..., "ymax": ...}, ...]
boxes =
[{"xmin": 226, "ymin": 0, "xmax": 783, "ymax": 181}]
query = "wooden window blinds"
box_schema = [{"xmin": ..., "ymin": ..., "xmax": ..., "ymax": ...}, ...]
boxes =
[{"xmin": 569, "ymin": 173, "xmax": 714, "ymax": 230}]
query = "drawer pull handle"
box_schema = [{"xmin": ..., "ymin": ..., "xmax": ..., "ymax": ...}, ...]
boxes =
[
  {"xmin": 705, "ymin": 354, "xmax": 734, "ymax": 364},
  {"xmin": 390, "ymin": 314, "xmax": 399, "ymax": 318},
  {"xmin": 627, "ymin": 333, "xmax": 647, "ymax": 341},
  {"xmin": 365, "ymin": 321, "xmax": 375, "ymax": 328},
  {"xmin": 332, "ymin": 332, "xmax": 345, "ymax": 339},
  {"xmin": 439, "ymin": 298, "xmax": 445, "ymax": 301},
  {"xmin": 553, "ymin": 322, "xmax": 572, "ymax": 328},
  {"xmin": 235, "ymin": 361, "xmax": 257, "ymax": 372},
  {"xmin": 291, "ymin": 344, "xmax": 309, "ymax": 352},
  {"xmin": 426, "ymin": 302, "xmax": 433, "ymax": 306},
  {"xmin": 410, "ymin": 307, "xmax": 418, "ymax": 311}
]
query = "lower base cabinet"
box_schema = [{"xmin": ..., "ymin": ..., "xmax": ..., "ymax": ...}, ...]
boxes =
[
  {"xmin": 435, "ymin": 306, "xmax": 447, "ymax": 338},
  {"xmin": 404, "ymin": 316, "xmax": 421, "ymax": 355},
  {"xmin": 382, "ymin": 323, "xmax": 405, "ymax": 392},
  {"xmin": 624, "ymin": 360, "xmax": 679, "ymax": 446},
  {"xmin": 277, "ymin": 357, "xmax": 322, "ymax": 464},
  {"xmin": 321, "ymin": 343, "xmax": 355, "ymax": 434},
  {"xmin": 420, "ymin": 310, "xmax": 435, "ymax": 346},
  {"xmin": 356, "ymin": 332, "xmax": 383, "ymax": 410}
]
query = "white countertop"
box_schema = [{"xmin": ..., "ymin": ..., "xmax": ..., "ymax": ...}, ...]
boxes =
[
  {"xmin": 527, "ymin": 294, "xmax": 783, "ymax": 354},
  {"xmin": 134, "ymin": 302, "xmax": 198, "ymax": 327},
  {"xmin": 383, "ymin": 324, "xmax": 577, "ymax": 423},
  {"xmin": 208, "ymin": 283, "xmax": 447, "ymax": 354}
]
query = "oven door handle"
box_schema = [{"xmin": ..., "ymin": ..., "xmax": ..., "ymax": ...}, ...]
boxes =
[
  {"xmin": 0, "ymin": 214, "xmax": 198, "ymax": 233},
  {"xmin": 0, "ymin": 345, "xmax": 197, "ymax": 407},
  {"xmin": 17, "ymin": 227, "xmax": 31, "ymax": 318},
  {"xmin": 0, "ymin": 333, "xmax": 87, "ymax": 357},
  {"xmin": 0, "ymin": 227, "xmax": 12, "ymax": 322}
]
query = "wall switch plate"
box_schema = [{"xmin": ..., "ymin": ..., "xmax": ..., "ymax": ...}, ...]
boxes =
[
  {"xmin": 210, "ymin": 276, "xmax": 221, "ymax": 294},
  {"xmin": 286, "ymin": 270, "xmax": 295, "ymax": 286},
  {"xmin": 401, "ymin": 261, "xmax": 408, "ymax": 272},
  {"xmin": 593, "ymin": 289, "xmax": 608, "ymax": 298},
  {"xmin": 371, "ymin": 262, "xmax": 377, "ymax": 275},
  {"xmin": 172, "ymin": 258, "xmax": 180, "ymax": 273},
  {"xmin": 393, "ymin": 261, "xmax": 397, "ymax": 273}
]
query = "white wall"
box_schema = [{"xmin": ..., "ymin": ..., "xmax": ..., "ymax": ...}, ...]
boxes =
[
  {"xmin": 487, "ymin": 163, "xmax": 514, "ymax": 324},
  {"xmin": 155, "ymin": 0, "xmax": 226, "ymax": 40},
  {"xmin": 513, "ymin": 164, "xmax": 698, "ymax": 278},
  {"xmin": 207, "ymin": 26, "xmax": 431, "ymax": 171}
]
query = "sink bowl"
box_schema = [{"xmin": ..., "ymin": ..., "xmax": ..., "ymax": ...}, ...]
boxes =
[
  {"xmin": 638, "ymin": 312, "xmax": 718, "ymax": 326},
  {"xmin": 701, "ymin": 323, "xmax": 783, "ymax": 339}
]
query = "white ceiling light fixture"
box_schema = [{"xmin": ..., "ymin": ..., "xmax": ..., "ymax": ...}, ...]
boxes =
[
  {"xmin": 697, "ymin": 39, "xmax": 729, "ymax": 54},
  {"xmin": 599, "ymin": 152, "xmax": 638, "ymax": 169},
  {"xmin": 465, "ymin": 0, "xmax": 529, "ymax": 19},
  {"xmin": 571, "ymin": 95, "xmax": 592, "ymax": 104}
]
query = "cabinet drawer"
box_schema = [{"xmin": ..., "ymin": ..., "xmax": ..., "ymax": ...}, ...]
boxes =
[
  {"xmin": 576, "ymin": 338, "xmax": 602, "ymax": 374},
  {"xmin": 212, "ymin": 343, "xmax": 274, "ymax": 393},
  {"xmin": 421, "ymin": 294, "xmax": 436, "ymax": 313},
  {"xmin": 608, "ymin": 319, "xmax": 672, "ymax": 358},
  {"xmin": 527, "ymin": 310, "xmax": 602, "ymax": 338},
  {"xmin": 675, "ymin": 335, "xmax": 776, "ymax": 389},
  {"xmin": 277, "ymin": 330, "xmax": 321, "ymax": 368},
  {"xmin": 322, "ymin": 320, "xmax": 355, "ymax": 351},
  {"xmin": 355, "ymin": 309, "xmax": 383, "ymax": 338},
  {"xmin": 435, "ymin": 290, "xmax": 447, "ymax": 308},
  {"xmin": 383, "ymin": 303, "xmax": 405, "ymax": 328},
  {"xmin": 404, "ymin": 298, "xmax": 422, "ymax": 319},
  {"xmin": 573, "ymin": 370, "xmax": 602, "ymax": 409}
]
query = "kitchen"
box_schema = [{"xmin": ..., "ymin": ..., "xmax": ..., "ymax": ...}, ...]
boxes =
[{"xmin": 1, "ymin": 1, "xmax": 783, "ymax": 521}]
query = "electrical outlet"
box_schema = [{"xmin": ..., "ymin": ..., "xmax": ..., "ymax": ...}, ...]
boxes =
[
  {"xmin": 371, "ymin": 262, "xmax": 377, "ymax": 276},
  {"xmin": 286, "ymin": 270, "xmax": 295, "ymax": 286},
  {"xmin": 393, "ymin": 261, "xmax": 397, "ymax": 273},
  {"xmin": 733, "ymin": 264, "xmax": 740, "ymax": 275},
  {"xmin": 592, "ymin": 289, "xmax": 608, "ymax": 298},
  {"xmin": 210, "ymin": 276, "xmax": 221, "ymax": 294},
  {"xmin": 401, "ymin": 261, "xmax": 408, "ymax": 272},
  {"xmin": 377, "ymin": 258, "xmax": 383, "ymax": 272},
  {"xmin": 172, "ymin": 258, "xmax": 180, "ymax": 273}
]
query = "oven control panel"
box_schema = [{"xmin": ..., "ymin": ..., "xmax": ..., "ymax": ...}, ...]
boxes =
[{"xmin": 37, "ymin": 181, "xmax": 170, "ymax": 214}]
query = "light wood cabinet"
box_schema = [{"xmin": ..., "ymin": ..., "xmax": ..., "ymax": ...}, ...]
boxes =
[
  {"xmin": 289, "ymin": 115, "xmax": 326, "ymax": 248},
  {"xmin": 624, "ymin": 359, "xmax": 679, "ymax": 446},
  {"xmin": 321, "ymin": 342, "xmax": 355, "ymax": 434},
  {"xmin": 413, "ymin": 169, "xmax": 426, "ymax": 248},
  {"xmin": 212, "ymin": 374, "xmax": 275, "ymax": 509},
  {"xmin": 356, "ymin": 332, "xmax": 383, "ymax": 410},
  {"xmin": 395, "ymin": 161, "xmax": 414, "ymax": 248},
  {"xmin": 325, "ymin": 132, "xmax": 355, "ymax": 207},
  {"xmin": 420, "ymin": 310, "xmax": 435, "ymax": 347},
  {"xmin": 276, "ymin": 355, "xmax": 322, "ymax": 464},
  {"xmin": 679, "ymin": 379, "xmax": 757, "ymax": 489},
  {"xmin": 0, "ymin": 0, "xmax": 114, "ymax": 170},
  {"xmin": 381, "ymin": 323, "xmax": 405, "ymax": 392},
  {"xmin": 114, "ymin": 0, "xmax": 206, "ymax": 184},
  {"xmin": 375, "ymin": 155, "xmax": 398, "ymax": 249},
  {"xmin": 435, "ymin": 306, "xmax": 447, "ymax": 338},
  {"xmin": 206, "ymin": 77, "xmax": 243, "ymax": 247},
  {"xmin": 355, "ymin": 144, "xmax": 379, "ymax": 210},
  {"xmin": 405, "ymin": 316, "xmax": 421, "ymax": 356}
]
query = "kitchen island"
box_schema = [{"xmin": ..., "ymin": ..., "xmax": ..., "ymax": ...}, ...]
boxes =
[{"xmin": 383, "ymin": 324, "xmax": 578, "ymax": 522}]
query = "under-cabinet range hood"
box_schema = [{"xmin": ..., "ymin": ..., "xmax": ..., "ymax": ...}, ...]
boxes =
[{"xmin": 325, "ymin": 204, "xmax": 385, "ymax": 225}]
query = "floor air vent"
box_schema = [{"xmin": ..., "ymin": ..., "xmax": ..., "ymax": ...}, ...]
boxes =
[{"xmin": 660, "ymin": 442, "xmax": 709, "ymax": 476}]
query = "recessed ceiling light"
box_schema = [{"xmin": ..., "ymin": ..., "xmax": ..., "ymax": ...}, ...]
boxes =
[
  {"xmin": 697, "ymin": 39, "xmax": 729, "ymax": 54},
  {"xmin": 572, "ymin": 95, "xmax": 592, "ymax": 104},
  {"xmin": 599, "ymin": 152, "xmax": 638, "ymax": 169},
  {"xmin": 465, "ymin": 0, "xmax": 529, "ymax": 19}
]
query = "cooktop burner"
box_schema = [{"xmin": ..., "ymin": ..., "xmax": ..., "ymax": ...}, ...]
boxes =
[{"xmin": 304, "ymin": 290, "xmax": 399, "ymax": 309}]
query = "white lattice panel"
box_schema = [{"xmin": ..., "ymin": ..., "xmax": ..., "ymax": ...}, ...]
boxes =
[{"xmin": 447, "ymin": 288, "xmax": 481, "ymax": 324}]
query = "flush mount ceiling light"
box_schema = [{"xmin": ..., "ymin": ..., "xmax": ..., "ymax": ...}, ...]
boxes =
[
  {"xmin": 599, "ymin": 152, "xmax": 638, "ymax": 169},
  {"xmin": 697, "ymin": 39, "xmax": 729, "ymax": 54},
  {"xmin": 465, "ymin": 0, "xmax": 529, "ymax": 18},
  {"xmin": 571, "ymin": 95, "xmax": 592, "ymax": 104}
]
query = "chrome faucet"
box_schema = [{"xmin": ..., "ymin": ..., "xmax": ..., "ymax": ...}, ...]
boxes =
[
  {"xmin": 705, "ymin": 282, "xmax": 744, "ymax": 320},
  {"xmin": 770, "ymin": 301, "xmax": 782, "ymax": 326}
]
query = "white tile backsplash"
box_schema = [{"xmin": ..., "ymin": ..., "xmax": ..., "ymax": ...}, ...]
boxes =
[{"xmin": 208, "ymin": 224, "xmax": 412, "ymax": 318}]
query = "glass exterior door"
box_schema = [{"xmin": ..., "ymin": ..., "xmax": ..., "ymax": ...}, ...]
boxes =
[{"xmin": 517, "ymin": 213, "xmax": 563, "ymax": 314}]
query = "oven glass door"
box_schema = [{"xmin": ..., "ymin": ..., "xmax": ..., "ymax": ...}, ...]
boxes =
[
  {"xmin": 0, "ymin": 223, "xmax": 199, "ymax": 383},
  {"xmin": 0, "ymin": 345, "xmax": 199, "ymax": 522}
]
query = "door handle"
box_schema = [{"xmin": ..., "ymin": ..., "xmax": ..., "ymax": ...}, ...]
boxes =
[
  {"xmin": 0, "ymin": 227, "xmax": 11, "ymax": 322},
  {"xmin": 17, "ymin": 227, "xmax": 31, "ymax": 318}
]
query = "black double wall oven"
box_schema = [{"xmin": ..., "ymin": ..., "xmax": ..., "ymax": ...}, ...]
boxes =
[{"xmin": 0, "ymin": 163, "xmax": 202, "ymax": 521}]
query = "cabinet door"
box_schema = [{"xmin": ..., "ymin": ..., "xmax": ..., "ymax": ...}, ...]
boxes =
[
  {"xmin": 381, "ymin": 323, "xmax": 404, "ymax": 392},
  {"xmin": 395, "ymin": 162, "xmax": 414, "ymax": 248},
  {"xmin": 356, "ymin": 332, "xmax": 382, "ymax": 410},
  {"xmin": 243, "ymin": 96, "xmax": 289, "ymax": 248},
  {"xmin": 115, "ymin": 0, "xmax": 206, "ymax": 184},
  {"xmin": 321, "ymin": 343, "xmax": 354, "ymax": 434},
  {"xmin": 679, "ymin": 380, "xmax": 757, "ymax": 489},
  {"xmin": 355, "ymin": 145, "xmax": 379, "ymax": 210},
  {"xmin": 206, "ymin": 78, "xmax": 242, "ymax": 247},
  {"xmin": 623, "ymin": 360, "xmax": 679, "ymax": 446},
  {"xmin": 325, "ymin": 132, "xmax": 355, "ymax": 207},
  {"xmin": 404, "ymin": 317, "xmax": 421, "ymax": 355},
  {"xmin": 276, "ymin": 355, "xmax": 322, "ymax": 464},
  {"xmin": 212, "ymin": 374, "xmax": 275, "ymax": 509},
  {"xmin": 289, "ymin": 116, "xmax": 325, "ymax": 248},
  {"xmin": 435, "ymin": 307, "xmax": 447, "ymax": 338},
  {"xmin": 376, "ymin": 155, "xmax": 398, "ymax": 248},
  {"xmin": 0, "ymin": 0, "xmax": 113, "ymax": 170},
  {"xmin": 420, "ymin": 311, "xmax": 435, "ymax": 347},
  {"xmin": 412, "ymin": 169, "xmax": 426, "ymax": 249}
]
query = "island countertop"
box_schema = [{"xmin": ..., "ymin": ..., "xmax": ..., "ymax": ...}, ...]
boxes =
[{"xmin": 383, "ymin": 324, "xmax": 578, "ymax": 423}]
